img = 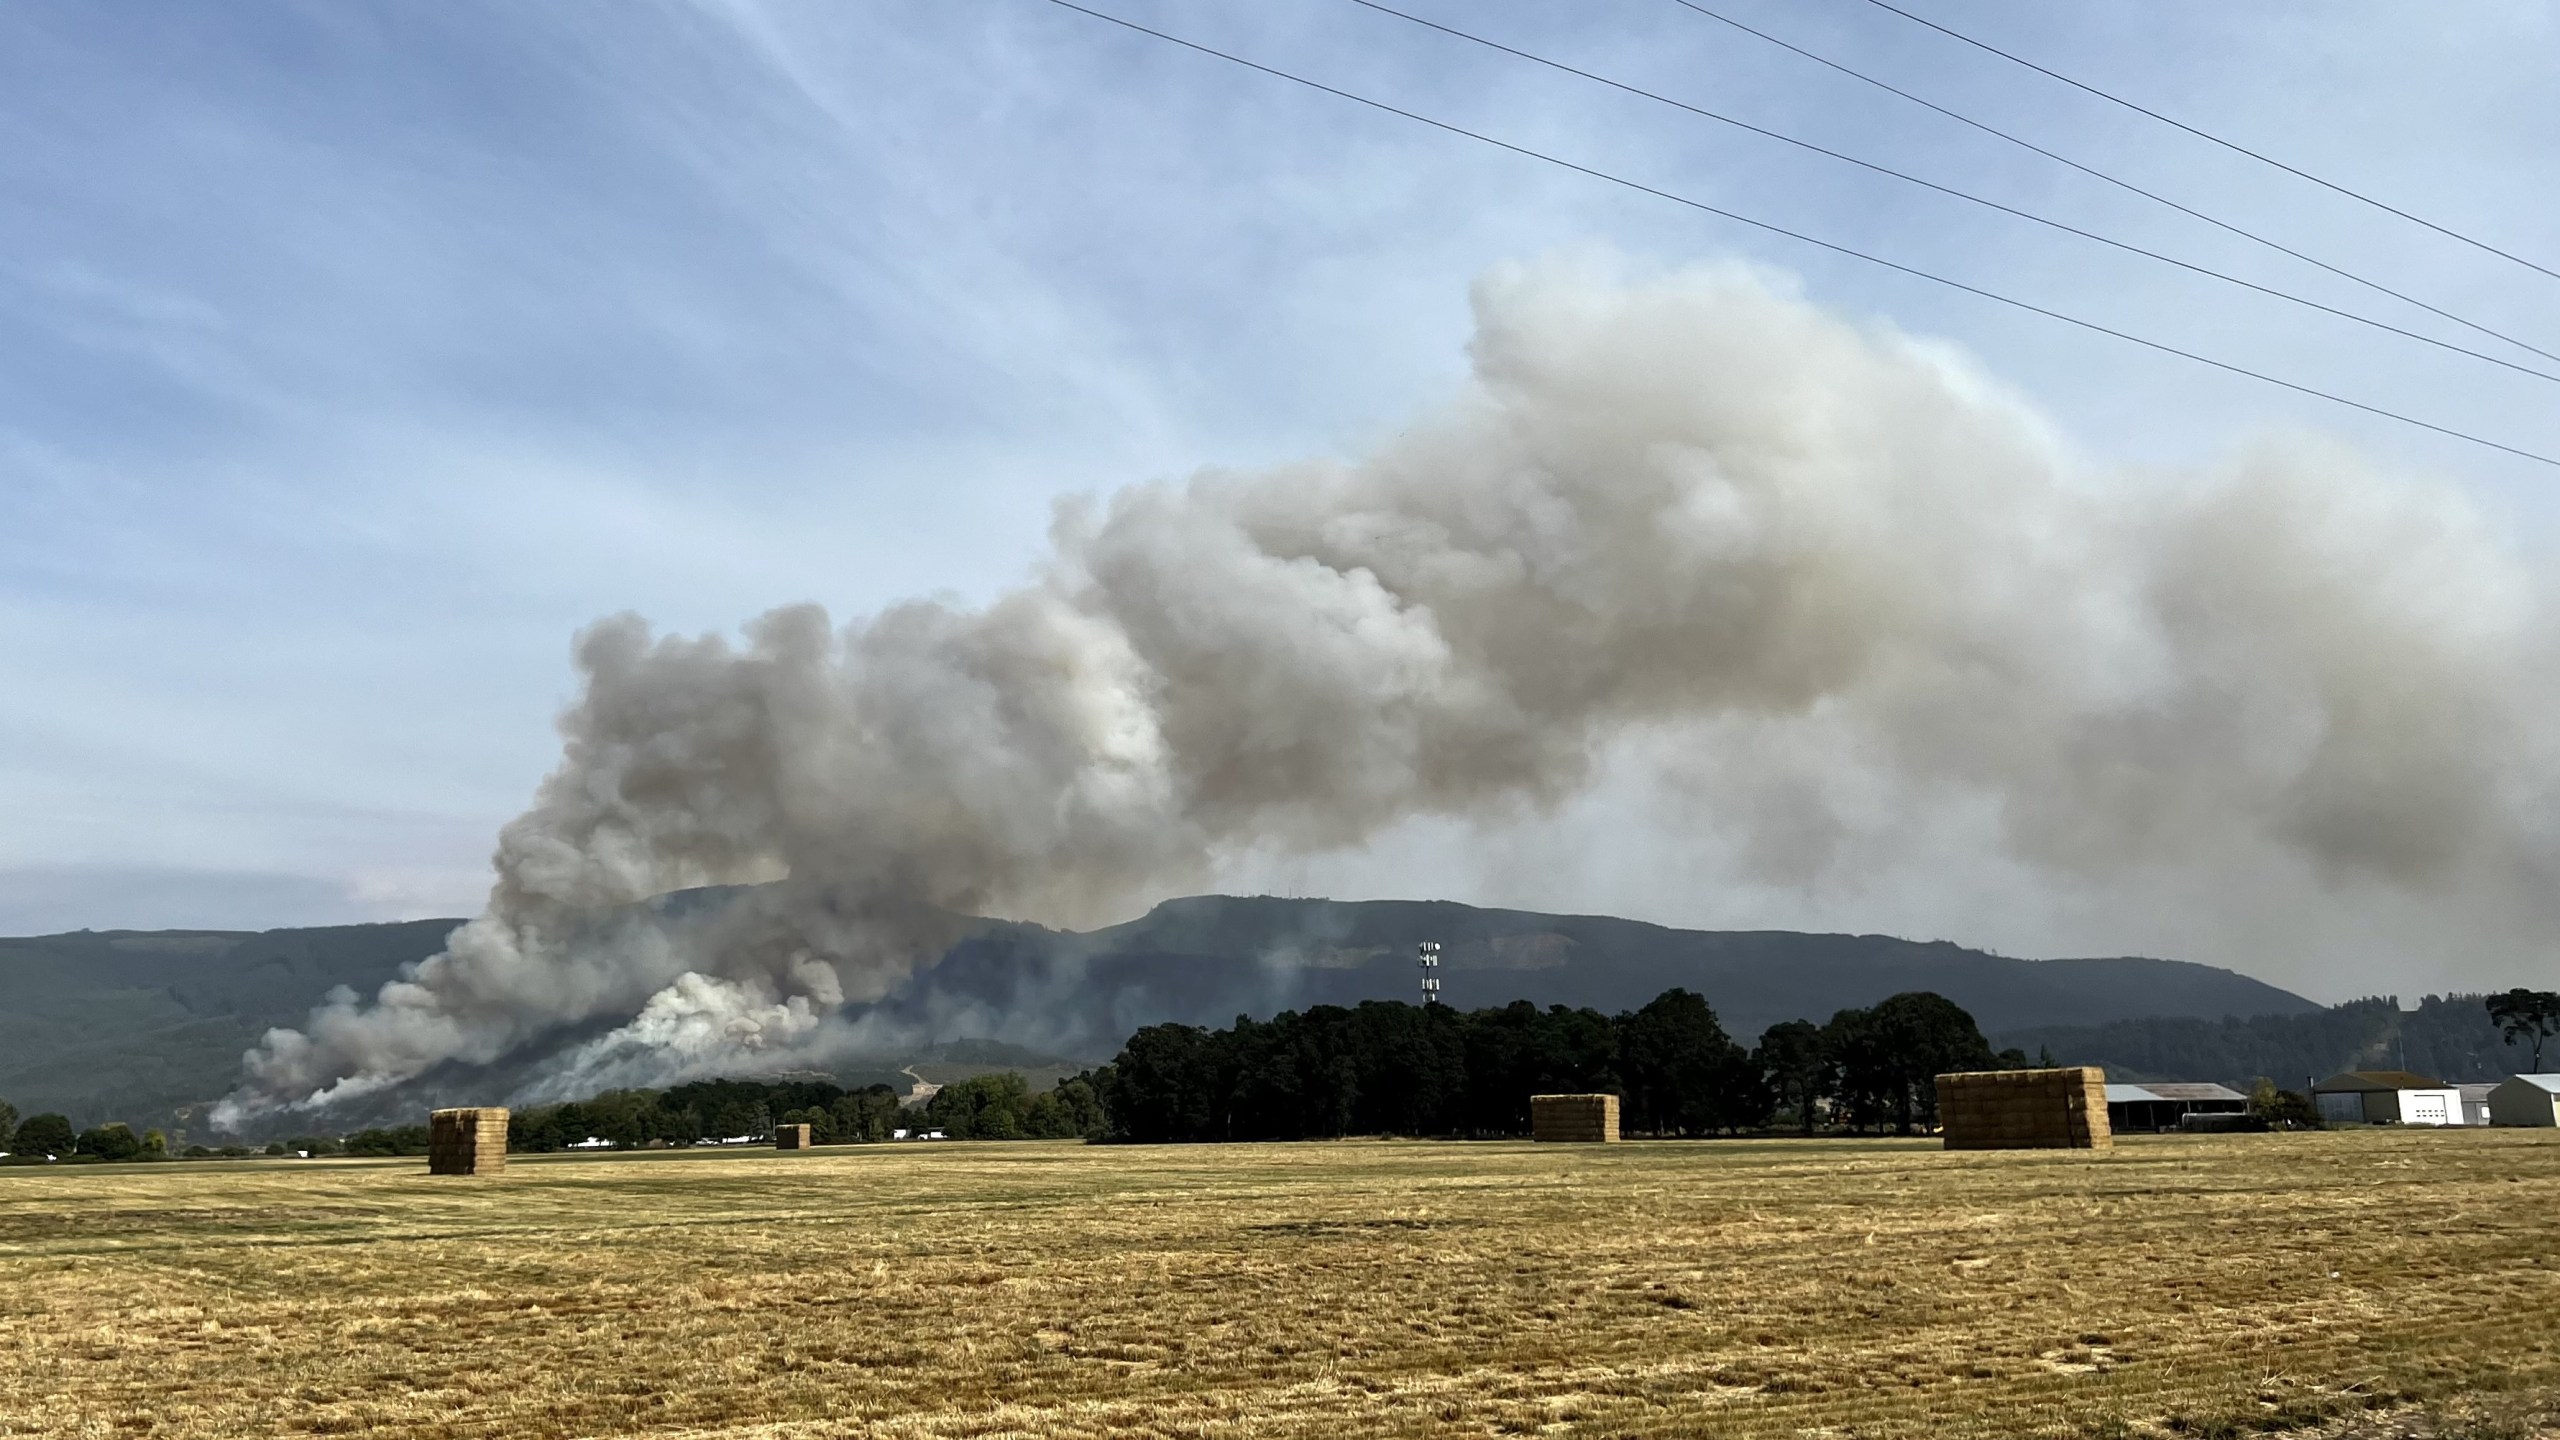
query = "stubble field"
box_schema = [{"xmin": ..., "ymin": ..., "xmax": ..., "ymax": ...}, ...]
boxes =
[{"xmin": 3, "ymin": 1130, "xmax": 2557, "ymax": 1439}]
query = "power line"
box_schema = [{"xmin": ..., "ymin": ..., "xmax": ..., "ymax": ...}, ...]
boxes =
[
  {"xmin": 1035, "ymin": 0, "xmax": 2560, "ymax": 470},
  {"xmin": 1667, "ymin": 0, "xmax": 2560, "ymax": 369},
  {"xmin": 1344, "ymin": 0, "xmax": 2558, "ymax": 386},
  {"xmin": 1857, "ymin": 0, "xmax": 2560, "ymax": 284}
]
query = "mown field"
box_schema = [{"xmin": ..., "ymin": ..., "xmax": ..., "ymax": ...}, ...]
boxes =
[{"xmin": 2, "ymin": 1130, "xmax": 2556, "ymax": 1439}]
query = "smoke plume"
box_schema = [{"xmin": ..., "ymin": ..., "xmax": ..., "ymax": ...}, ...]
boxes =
[{"xmin": 214, "ymin": 258, "xmax": 2560, "ymax": 1125}]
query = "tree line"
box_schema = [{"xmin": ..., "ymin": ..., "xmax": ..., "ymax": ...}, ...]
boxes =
[
  {"xmin": 429, "ymin": 986, "xmax": 2024, "ymax": 1151},
  {"xmin": 0, "ymin": 987, "xmax": 2021, "ymax": 1158},
  {"xmin": 0, "ymin": 1100, "xmax": 174, "ymax": 1163},
  {"xmin": 2000, "ymin": 988, "xmax": 2560, "ymax": 1092},
  {"xmin": 15, "ymin": 988, "xmax": 2538, "ymax": 1161},
  {"xmin": 503, "ymin": 1072, "xmax": 1109, "ymax": 1150},
  {"xmin": 1082, "ymin": 988, "xmax": 2025, "ymax": 1143}
]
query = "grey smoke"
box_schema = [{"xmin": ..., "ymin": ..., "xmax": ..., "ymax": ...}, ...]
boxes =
[{"xmin": 213, "ymin": 257, "xmax": 2560, "ymax": 1125}]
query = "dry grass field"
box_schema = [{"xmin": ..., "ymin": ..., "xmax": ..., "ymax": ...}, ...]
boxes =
[{"xmin": 3, "ymin": 1130, "xmax": 2557, "ymax": 1439}]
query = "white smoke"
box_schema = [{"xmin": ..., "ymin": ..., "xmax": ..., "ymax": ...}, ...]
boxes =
[
  {"xmin": 213, "ymin": 256, "xmax": 2560, "ymax": 1126},
  {"xmin": 516, "ymin": 960, "xmax": 844, "ymax": 1102}
]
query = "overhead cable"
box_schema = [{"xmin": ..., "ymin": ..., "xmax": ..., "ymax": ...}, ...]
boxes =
[
  {"xmin": 1858, "ymin": 0, "xmax": 2560, "ymax": 284},
  {"xmin": 1036, "ymin": 0, "xmax": 2559, "ymax": 470},
  {"xmin": 1667, "ymin": 0, "xmax": 2560, "ymax": 368},
  {"xmin": 1344, "ymin": 0, "xmax": 2556, "ymax": 386}
]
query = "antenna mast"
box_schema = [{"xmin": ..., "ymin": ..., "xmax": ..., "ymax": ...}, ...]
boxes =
[{"xmin": 1418, "ymin": 940, "xmax": 1442, "ymax": 1006}]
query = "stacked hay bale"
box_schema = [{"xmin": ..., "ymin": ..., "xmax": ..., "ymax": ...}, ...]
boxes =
[
  {"xmin": 773, "ymin": 1123, "xmax": 814, "ymax": 1150},
  {"xmin": 428, "ymin": 1107, "xmax": 510, "ymax": 1175},
  {"xmin": 1935, "ymin": 1068, "xmax": 2112, "ymax": 1150},
  {"xmin": 1530, "ymin": 1093, "xmax": 1621, "ymax": 1143}
]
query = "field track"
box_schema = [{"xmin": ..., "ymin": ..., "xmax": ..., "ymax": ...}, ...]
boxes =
[{"xmin": 3, "ymin": 1130, "xmax": 2557, "ymax": 1438}]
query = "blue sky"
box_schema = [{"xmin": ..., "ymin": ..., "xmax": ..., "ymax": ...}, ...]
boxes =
[{"xmin": 4, "ymin": 0, "xmax": 2555, "ymax": 945}]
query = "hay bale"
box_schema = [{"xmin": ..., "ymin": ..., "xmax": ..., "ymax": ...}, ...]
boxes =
[
  {"xmin": 1530, "ymin": 1093, "xmax": 1620, "ymax": 1144},
  {"xmin": 773, "ymin": 1123, "xmax": 814, "ymax": 1150},
  {"xmin": 1934, "ymin": 1069, "xmax": 2110, "ymax": 1151},
  {"xmin": 428, "ymin": 1107, "xmax": 509, "ymax": 1175}
]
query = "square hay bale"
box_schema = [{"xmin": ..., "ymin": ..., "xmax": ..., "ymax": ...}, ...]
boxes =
[
  {"xmin": 428, "ymin": 1107, "xmax": 509, "ymax": 1175},
  {"xmin": 1935, "ymin": 1069, "xmax": 2110, "ymax": 1151},
  {"xmin": 773, "ymin": 1123, "xmax": 814, "ymax": 1150},
  {"xmin": 1530, "ymin": 1093, "xmax": 1620, "ymax": 1144}
]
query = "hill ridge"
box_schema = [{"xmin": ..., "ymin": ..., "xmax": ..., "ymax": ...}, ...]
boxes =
[{"xmin": 0, "ymin": 895, "xmax": 2317, "ymax": 1129}]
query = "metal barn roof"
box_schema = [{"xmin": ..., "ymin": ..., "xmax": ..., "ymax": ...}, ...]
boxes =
[
  {"xmin": 2104, "ymin": 1082, "xmax": 2248, "ymax": 1104},
  {"xmin": 2502, "ymin": 1074, "xmax": 2560, "ymax": 1095}
]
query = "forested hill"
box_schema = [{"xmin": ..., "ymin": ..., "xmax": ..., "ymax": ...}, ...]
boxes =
[
  {"xmin": 0, "ymin": 894, "xmax": 2319, "ymax": 1128},
  {"xmin": 2000, "ymin": 993, "xmax": 2539, "ymax": 1089},
  {"xmin": 895, "ymin": 896, "xmax": 2319, "ymax": 1059},
  {"xmin": 0, "ymin": 920, "xmax": 467, "ymax": 1132}
]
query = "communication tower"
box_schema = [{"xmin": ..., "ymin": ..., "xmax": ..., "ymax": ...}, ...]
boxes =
[{"xmin": 1418, "ymin": 940, "xmax": 1442, "ymax": 1006}]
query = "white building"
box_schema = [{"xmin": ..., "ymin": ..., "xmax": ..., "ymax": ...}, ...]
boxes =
[
  {"xmin": 2455, "ymin": 1084, "xmax": 2498, "ymax": 1127},
  {"xmin": 2487, "ymin": 1075, "xmax": 2560, "ymax": 1127},
  {"xmin": 2310, "ymin": 1071, "xmax": 2468, "ymax": 1126}
]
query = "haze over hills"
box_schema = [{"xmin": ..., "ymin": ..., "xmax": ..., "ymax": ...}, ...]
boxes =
[
  {"xmin": 898, "ymin": 895, "xmax": 2318, "ymax": 1058},
  {"xmin": 0, "ymin": 893, "xmax": 2323, "ymax": 1132}
]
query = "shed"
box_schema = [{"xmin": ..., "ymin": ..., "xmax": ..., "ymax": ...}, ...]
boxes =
[
  {"xmin": 2310, "ymin": 1071, "xmax": 2466, "ymax": 1126},
  {"xmin": 2455, "ymin": 1084, "xmax": 2498, "ymax": 1128},
  {"xmin": 2104, "ymin": 1082, "xmax": 2249, "ymax": 1133},
  {"xmin": 2487, "ymin": 1075, "xmax": 2560, "ymax": 1127}
]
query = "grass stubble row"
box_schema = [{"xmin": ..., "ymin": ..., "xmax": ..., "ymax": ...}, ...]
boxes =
[{"xmin": 1, "ymin": 1130, "xmax": 2555, "ymax": 1438}]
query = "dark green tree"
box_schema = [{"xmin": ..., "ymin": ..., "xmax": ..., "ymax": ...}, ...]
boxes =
[
  {"xmin": 1025, "ymin": 1075, "xmax": 1107, "ymax": 1140},
  {"xmin": 1105, "ymin": 1023, "xmax": 1223, "ymax": 1142},
  {"xmin": 1755, "ymin": 1020, "xmax": 1832, "ymax": 1134},
  {"xmin": 12, "ymin": 1113, "xmax": 75, "ymax": 1157},
  {"xmin": 1870, "ymin": 990, "xmax": 1998, "ymax": 1131},
  {"xmin": 75, "ymin": 1123, "xmax": 145, "ymax": 1162},
  {"xmin": 577, "ymin": 1090, "xmax": 662, "ymax": 1148},
  {"xmin": 1618, "ymin": 989, "xmax": 1738, "ymax": 1136},
  {"xmin": 344, "ymin": 1125, "xmax": 434, "ymax": 1157},
  {"xmin": 508, "ymin": 1106, "xmax": 567, "ymax": 1153},
  {"xmin": 2486, "ymin": 989, "xmax": 2560, "ymax": 1070},
  {"xmin": 2247, "ymin": 1077, "xmax": 2320, "ymax": 1129},
  {"xmin": 0, "ymin": 1098, "xmax": 17, "ymax": 1147},
  {"xmin": 1459, "ymin": 1001, "xmax": 1618, "ymax": 1135},
  {"xmin": 827, "ymin": 1085, "xmax": 906, "ymax": 1143},
  {"xmin": 1825, "ymin": 992, "xmax": 1997, "ymax": 1134},
  {"xmin": 776, "ymin": 1105, "xmax": 836, "ymax": 1143},
  {"xmin": 926, "ymin": 1073, "xmax": 1033, "ymax": 1139},
  {"xmin": 661, "ymin": 1077, "xmax": 846, "ymax": 1142}
]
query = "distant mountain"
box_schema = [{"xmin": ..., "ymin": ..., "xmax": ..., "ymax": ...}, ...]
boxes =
[
  {"xmin": 1999, "ymin": 993, "xmax": 2536, "ymax": 1089},
  {"xmin": 870, "ymin": 896, "xmax": 2320, "ymax": 1059},
  {"xmin": 0, "ymin": 920, "xmax": 466, "ymax": 1132},
  {"xmin": 0, "ymin": 894, "xmax": 2321, "ymax": 1132}
]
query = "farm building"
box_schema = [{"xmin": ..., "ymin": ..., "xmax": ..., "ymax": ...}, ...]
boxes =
[
  {"xmin": 2456, "ymin": 1084, "xmax": 2498, "ymax": 1127},
  {"xmin": 2103, "ymin": 1082, "xmax": 2248, "ymax": 1133},
  {"xmin": 2310, "ymin": 1071, "xmax": 2467, "ymax": 1126},
  {"xmin": 2487, "ymin": 1075, "xmax": 2560, "ymax": 1127}
]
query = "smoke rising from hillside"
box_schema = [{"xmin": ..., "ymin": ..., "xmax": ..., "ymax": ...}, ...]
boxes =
[{"xmin": 212, "ymin": 259, "xmax": 2560, "ymax": 1125}]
